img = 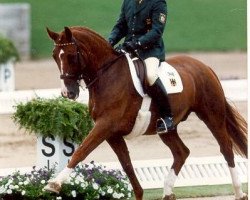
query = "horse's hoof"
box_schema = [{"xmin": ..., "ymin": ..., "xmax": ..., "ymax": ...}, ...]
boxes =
[
  {"xmin": 163, "ymin": 193, "xmax": 176, "ymax": 200},
  {"xmin": 236, "ymin": 194, "xmax": 248, "ymax": 200},
  {"xmin": 43, "ymin": 181, "xmax": 61, "ymax": 194}
]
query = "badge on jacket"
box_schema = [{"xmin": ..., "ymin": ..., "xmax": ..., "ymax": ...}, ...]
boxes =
[{"xmin": 159, "ymin": 13, "xmax": 166, "ymax": 24}]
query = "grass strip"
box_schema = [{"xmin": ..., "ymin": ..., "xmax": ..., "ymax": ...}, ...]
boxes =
[{"xmin": 129, "ymin": 183, "xmax": 248, "ymax": 200}]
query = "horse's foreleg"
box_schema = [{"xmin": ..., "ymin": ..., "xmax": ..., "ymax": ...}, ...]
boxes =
[
  {"xmin": 44, "ymin": 121, "xmax": 112, "ymax": 193},
  {"xmin": 67, "ymin": 122, "xmax": 110, "ymax": 168},
  {"xmin": 107, "ymin": 136, "xmax": 143, "ymax": 200},
  {"xmin": 159, "ymin": 130, "xmax": 190, "ymax": 200}
]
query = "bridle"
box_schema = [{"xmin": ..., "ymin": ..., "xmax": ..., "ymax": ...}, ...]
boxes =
[
  {"xmin": 54, "ymin": 38, "xmax": 124, "ymax": 89},
  {"xmin": 55, "ymin": 38, "xmax": 85, "ymax": 82}
]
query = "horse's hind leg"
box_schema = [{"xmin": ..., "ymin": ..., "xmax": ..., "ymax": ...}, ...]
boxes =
[
  {"xmin": 196, "ymin": 111, "xmax": 247, "ymax": 200},
  {"xmin": 159, "ymin": 129, "xmax": 190, "ymax": 200},
  {"xmin": 107, "ymin": 136, "xmax": 143, "ymax": 200},
  {"xmin": 207, "ymin": 125, "xmax": 246, "ymax": 200}
]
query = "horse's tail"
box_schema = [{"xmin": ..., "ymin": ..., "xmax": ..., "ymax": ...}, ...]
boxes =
[{"xmin": 225, "ymin": 101, "xmax": 247, "ymax": 157}]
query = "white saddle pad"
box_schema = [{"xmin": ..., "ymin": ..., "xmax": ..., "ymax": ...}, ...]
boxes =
[
  {"xmin": 158, "ymin": 62, "xmax": 183, "ymax": 94},
  {"xmin": 125, "ymin": 54, "xmax": 183, "ymax": 97}
]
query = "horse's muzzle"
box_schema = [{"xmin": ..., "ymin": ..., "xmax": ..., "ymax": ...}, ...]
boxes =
[{"xmin": 61, "ymin": 90, "xmax": 79, "ymax": 100}]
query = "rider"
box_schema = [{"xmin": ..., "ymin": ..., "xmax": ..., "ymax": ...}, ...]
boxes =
[{"xmin": 108, "ymin": 0, "xmax": 174, "ymax": 133}]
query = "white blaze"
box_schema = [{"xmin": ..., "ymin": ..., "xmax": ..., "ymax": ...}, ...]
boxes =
[{"xmin": 59, "ymin": 49, "xmax": 67, "ymax": 96}]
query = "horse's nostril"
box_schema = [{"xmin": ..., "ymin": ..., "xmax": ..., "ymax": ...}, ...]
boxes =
[
  {"xmin": 67, "ymin": 91, "xmax": 76, "ymax": 99},
  {"xmin": 61, "ymin": 91, "xmax": 67, "ymax": 98}
]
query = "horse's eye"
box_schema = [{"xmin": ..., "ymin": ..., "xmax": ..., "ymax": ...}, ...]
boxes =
[{"xmin": 67, "ymin": 55, "xmax": 77, "ymax": 65}]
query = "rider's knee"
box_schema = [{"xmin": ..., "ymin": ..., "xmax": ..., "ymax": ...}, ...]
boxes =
[{"xmin": 144, "ymin": 57, "xmax": 160, "ymax": 86}]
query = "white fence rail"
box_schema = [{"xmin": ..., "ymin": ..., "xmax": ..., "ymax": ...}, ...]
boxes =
[
  {"xmin": 0, "ymin": 79, "xmax": 247, "ymax": 115},
  {"xmin": 101, "ymin": 156, "xmax": 247, "ymax": 189},
  {"xmin": 0, "ymin": 156, "xmax": 247, "ymax": 189}
]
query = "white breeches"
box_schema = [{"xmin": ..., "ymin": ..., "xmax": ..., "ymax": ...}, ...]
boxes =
[{"xmin": 144, "ymin": 57, "xmax": 160, "ymax": 86}]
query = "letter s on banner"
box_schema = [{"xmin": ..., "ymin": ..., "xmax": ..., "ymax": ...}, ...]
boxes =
[{"xmin": 42, "ymin": 135, "xmax": 56, "ymax": 157}]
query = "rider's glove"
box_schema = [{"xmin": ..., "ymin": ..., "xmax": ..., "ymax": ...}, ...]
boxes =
[
  {"xmin": 108, "ymin": 38, "xmax": 115, "ymax": 47},
  {"xmin": 123, "ymin": 40, "xmax": 141, "ymax": 53}
]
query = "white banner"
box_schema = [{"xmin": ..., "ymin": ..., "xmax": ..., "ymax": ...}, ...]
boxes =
[
  {"xmin": 0, "ymin": 62, "xmax": 15, "ymax": 91},
  {"xmin": 36, "ymin": 136, "xmax": 78, "ymax": 172}
]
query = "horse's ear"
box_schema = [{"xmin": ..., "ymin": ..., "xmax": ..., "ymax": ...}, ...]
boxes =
[
  {"xmin": 46, "ymin": 27, "xmax": 59, "ymax": 41},
  {"xmin": 64, "ymin": 27, "xmax": 72, "ymax": 41}
]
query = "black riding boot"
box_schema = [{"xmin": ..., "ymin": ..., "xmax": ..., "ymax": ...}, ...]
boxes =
[{"xmin": 148, "ymin": 78, "xmax": 174, "ymax": 134}]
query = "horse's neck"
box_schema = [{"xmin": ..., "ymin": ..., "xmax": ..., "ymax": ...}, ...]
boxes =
[
  {"xmin": 77, "ymin": 31, "xmax": 115, "ymax": 71},
  {"xmin": 87, "ymin": 56, "xmax": 139, "ymax": 114},
  {"xmin": 89, "ymin": 56, "xmax": 128, "ymax": 94}
]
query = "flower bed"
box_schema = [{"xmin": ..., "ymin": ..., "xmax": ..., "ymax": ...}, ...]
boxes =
[{"xmin": 0, "ymin": 162, "xmax": 132, "ymax": 200}]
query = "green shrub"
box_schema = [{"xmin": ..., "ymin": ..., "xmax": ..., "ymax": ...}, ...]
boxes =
[
  {"xmin": 12, "ymin": 97, "xmax": 93, "ymax": 144},
  {"xmin": 0, "ymin": 36, "xmax": 19, "ymax": 64}
]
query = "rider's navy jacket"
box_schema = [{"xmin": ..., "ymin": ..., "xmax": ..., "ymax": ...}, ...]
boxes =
[{"xmin": 109, "ymin": 0, "xmax": 167, "ymax": 61}]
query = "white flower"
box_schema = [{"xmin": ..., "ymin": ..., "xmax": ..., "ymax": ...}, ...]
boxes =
[
  {"xmin": 7, "ymin": 189, "xmax": 12, "ymax": 194},
  {"xmin": 92, "ymin": 183, "xmax": 99, "ymax": 190},
  {"xmin": 0, "ymin": 186, "xmax": 6, "ymax": 194},
  {"xmin": 76, "ymin": 176, "xmax": 84, "ymax": 183},
  {"xmin": 87, "ymin": 163, "xmax": 94, "ymax": 170},
  {"xmin": 19, "ymin": 182, "xmax": 23, "ymax": 185},
  {"xmin": 14, "ymin": 185, "xmax": 19, "ymax": 189},
  {"xmin": 21, "ymin": 190, "xmax": 26, "ymax": 196},
  {"xmin": 127, "ymin": 184, "xmax": 133, "ymax": 191},
  {"xmin": 23, "ymin": 180, "xmax": 29, "ymax": 185},
  {"xmin": 70, "ymin": 172, "xmax": 77, "ymax": 178},
  {"xmin": 56, "ymin": 196, "xmax": 62, "ymax": 200},
  {"xmin": 80, "ymin": 182, "xmax": 86, "ymax": 188},
  {"xmin": 113, "ymin": 192, "xmax": 124, "ymax": 199},
  {"xmin": 41, "ymin": 180, "xmax": 46, "ymax": 184},
  {"xmin": 9, "ymin": 185, "xmax": 15, "ymax": 190},
  {"xmin": 112, "ymin": 192, "xmax": 119, "ymax": 199},
  {"xmin": 7, "ymin": 179, "xmax": 13, "ymax": 185},
  {"xmin": 107, "ymin": 187, "xmax": 113, "ymax": 194},
  {"xmin": 101, "ymin": 191, "xmax": 106, "ymax": 196},
  {"xmin": 71, "ymin": 190, "xmax": 77, "ymax": 197}
]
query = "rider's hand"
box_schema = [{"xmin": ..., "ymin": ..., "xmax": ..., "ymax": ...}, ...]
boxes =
[
  {"xmin": 108, "ymin": 38, "xmax": 115, "ymax": 47},
  {"xmin": 114, "ymin": 44, "xmax": 124, "ymax": 54},
  {"xmin": 123, "ymin": 40, "xmax": 141, "ymax": 52}
]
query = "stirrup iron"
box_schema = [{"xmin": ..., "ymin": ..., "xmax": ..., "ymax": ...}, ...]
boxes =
[{"xmin": 156, "ymin": 117, "xmax": 174, "ymax": 134}]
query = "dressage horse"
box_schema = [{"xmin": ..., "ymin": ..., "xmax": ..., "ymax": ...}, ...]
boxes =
[{"xmin": 45, "ymin": 26, "xmax": 247, "ymax": 200}]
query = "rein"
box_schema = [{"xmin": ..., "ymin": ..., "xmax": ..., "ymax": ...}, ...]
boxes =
[{"xmin": 85, "ymin": 54, "xmax": 124, "ymax": 88}]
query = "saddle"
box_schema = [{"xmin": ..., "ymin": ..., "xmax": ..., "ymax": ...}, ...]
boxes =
[
  {"xmin": 125, "ymin": 53, "xmax": 183, "ymax": 97},
  {"xmin": 131, "ymin": 57, "xmax": 148, "ymax": 92}
]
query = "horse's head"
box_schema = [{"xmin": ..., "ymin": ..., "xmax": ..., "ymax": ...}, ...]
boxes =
[
  {"xmin": 47, "ymin": 26, "xmax": 119, "ymax": 99},
  {"xmin": 46, "ymin": 26, "xmax": 85, "ymax": 100}
]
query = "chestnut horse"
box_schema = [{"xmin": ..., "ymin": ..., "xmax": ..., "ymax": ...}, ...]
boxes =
[{"xmin": 45, "ymin": 26, "xmax": 247, "ymax": 200}]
